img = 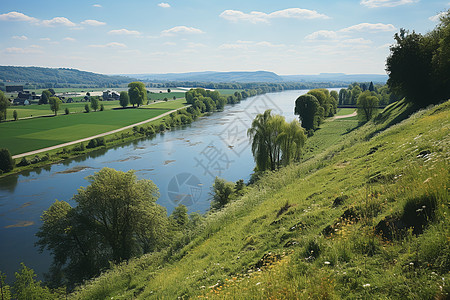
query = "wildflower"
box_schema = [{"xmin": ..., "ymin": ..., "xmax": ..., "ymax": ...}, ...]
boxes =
[
  {"xmin": 363, "ymin": 283, "xmax": 371, "ymax": 288},
  {"xmin": 324, "ymin": 261, "xmax": 331, "ymax": 265},
  {"xmin": 256, "ymin": 282, "xmax": 261, "ymax": 285}
]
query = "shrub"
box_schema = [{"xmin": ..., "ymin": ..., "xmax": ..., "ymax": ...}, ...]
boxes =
[
  {"xmin": 65, "ymin": 107, "xmax": 69, "ymax": 115},
  {"xmin": 13, "ymin": 110, "xmax": 18, "ymax": 121},
  {"xmin": 85, "ymin": 104, "xmax": 90, "ymax": 113},
  {"xmin": 72, "ymin": 143, "xmax": 85, "ymax": 152},
  {"xmin": 17, "ymin": 157, "xmax": 31, "ymax": 167},
  {"xmin": 100, "ymin": 104, "xmax": 104, "ymax": 111},
  {"xmin": 30, "ymin": 155, "xmax": 40, "ymax": 164},
  {"xmin": 0, "ymin": 148, "xmax": 14, "ymax": 172}
]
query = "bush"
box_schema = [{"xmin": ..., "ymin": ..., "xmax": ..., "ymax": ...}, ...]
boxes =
[
  {"xmin": 17, "ymin": 157, "xmax": 31, "ymax": 167},
  {"xmin": 85, "ymin": 104, "xmax": 90, "ymax": 113},
  {"xmin": 65, "ymin": 107, "xmax": 69, "ymax": 115},
  {"xmin": 30, "ymin": 155, "xmax": 40, "ymax": 164},
  {"xmin": 0, "ymin": 148, "xmax": 14, "ymax": 172},
  {"xmin": 87, "ymin": 137, "xmax": 105, "ymax": 149},
  {"xmin": 72, "ymin": 143, "xmax": 85, "ymax": 152},
  {"xmin": 100, "ymin": 104, "xmax": 104, "ymax": 111}
]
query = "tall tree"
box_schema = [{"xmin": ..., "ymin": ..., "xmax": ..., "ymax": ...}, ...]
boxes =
[
  {"xmin": 119, "ymin": 91, "xmax": 129, "ymax": 108},
  {"xmin": 294, "ymin": 94, "xmax": 321, "ymax": 131},
  {"xmin": 90, "ymin": 97, "xmax": 99, "ymax": 112},
  {"xmin": 37, "ymin": 168, "xmax": 168, "ymax": 286},
  {"xmin": 357, "ymin": 91, "xmax": 379, "ymax": 122},
  {"xmin": 276, "ymin": 119, "xmax": 306, "ymax": 166},
  {"xmin": 39, "ymin": 90, "xmax": 52, "ymax": 105},
  {"xmin": 0, "ymin": 91, "xmax": 9, "ymax": 121},
  {"xmin": 128, "ymin": 82, "xmax": 147, "ymax": 107},
  {"xmin": 48, "ymin": 97, "xmax": 61, "ymax": 116},
  {"xmin": 0, "ymin": 148, "xmax": 14, "ymax": 173}
]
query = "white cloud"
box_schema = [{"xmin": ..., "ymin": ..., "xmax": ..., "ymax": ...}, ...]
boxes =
[
  {"xmin": 4, "ymin": 45, "xmax": 43, "ymax": 54},
  {"xmin": 340, "ymin": 23, "xmax": 396, "ymax": 32},
  {"xmin": 81, "ymin": 19, "xmax": 106, "ymax": 26},
  {"xmin": 42, "ymin": 17, "xmax": 76, "ymax": 27},
  {"xmin": 219, "ymin": 8, "xmax": 329, "ymax": 24},
  {"xmin": 108, "ymin": 29, "xmax": 141, "ymax": 36},
  {"xmin": 63, "ymin": 37, "xmax": 76, "ymax": 42},
  {"xmin": 305, "ymin": 30, "xmax": 339, "ymax": 40},
  {"xmin": 187, "ymin": 42, "xmax": 206, "ymax": 48},
  {"xmin": 0, "ymin": 11, "xmax": 39, "ymax": 23},
  {"xmin": 360, "ymin": 0, "xmax": 416, "ymax": 8},
  {"xmin": 40, "ymin": 37, "xmax": 51, "ymax": 41},
  {"xmin": 429, "ymin": 12, "xmax": 447, "ymax": 22},
  {"xmin": 161, "ymin": 26, "xmax": 204, "ymax": 36},
  {"xmin": 164, "ymin": 42, "xmax": 176, "ymax": 46},
  {"xmin": 12, "ymin": 35, "xmax": 28, "ymax": 40},
  {"xmin": 158, "ymin": 3, "xmax": 171, "ymax": 8},
  {"xmin": 93, "ymin": 4, "xmax": 102, "ymax": 8},
  {"xmin": 88, "ymin": 42, "xmax": 127, "ymax": 48}
]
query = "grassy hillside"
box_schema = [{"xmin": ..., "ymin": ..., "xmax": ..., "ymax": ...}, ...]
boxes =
[{"xmin": 71, "ymin": 99, "xmax": 449, "ymax": 299}]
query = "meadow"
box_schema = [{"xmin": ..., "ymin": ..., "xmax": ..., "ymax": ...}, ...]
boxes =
[
  {"xmin": 0, "ymin": 99, "xmax": 187, "ymax": 155},
  {"xmin": 71, "ymin": 99, "xmax": 449, "ymax": 299}
]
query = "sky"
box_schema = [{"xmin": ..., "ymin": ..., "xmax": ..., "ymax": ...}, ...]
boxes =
[{"xmin": 0, "ymin": 0, "xmax": 448, "ymax": 75}]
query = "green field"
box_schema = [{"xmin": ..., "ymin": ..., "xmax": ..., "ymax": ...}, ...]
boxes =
[{"xmin": 0, "ymin": 99, "xmax": 187, "ymax": 155}]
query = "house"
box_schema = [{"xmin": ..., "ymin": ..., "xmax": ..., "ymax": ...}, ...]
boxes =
[
  {"xmin": 6, "ymin": 85, "xmax": 24, "ymax": 92},
  {"xmin": 102, "ymin": 90, "xmax": 120, "ymax": 101},
  {"xmin": 13, "ymin": 98, "xmax": 30, "ymax": 105}
]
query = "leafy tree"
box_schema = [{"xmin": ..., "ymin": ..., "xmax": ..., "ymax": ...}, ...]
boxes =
[
  {"xmin": 84, "ymin": 104, "xmax": 90, "ymax": 113},
  {"xmin": 48, "ymin": 97, "xmax": 61, "ymax": 116},
  {"xmin": 167, "ymin": 88, "xmax": 171, "ymax": 93},
  {"xmin": 37, "ymin": 168, "xmax": 168, "ymax": 286},
  {"xmin": 39, "ymin": 90, "xmax": 52, "ymax": 105},
  {"xmin": 65, "ymin": 107, "xmax": 69, "ymax": 115},
  {"xmin": 277, "ymin": 119, "xmax": 306, "ymax": 166},
  {"xmin": 13, "ymin": 110, "xmax": 18, "ymax": 121},
  {"xmin": 90, "ymin": 97, "xmax": 99, "ymax": 111},
  {"xmin": 128, "ymin": 82, "xmax": 147, "ymax": 107},
  {"xmin": 294, "ymin": 94, "xmax": 321, "ymax": 131},
  {"xmin": 48, "ymin": 88, "xmax": 56, "ymax": 95},
  {"xmin": 100, "ymin": 104, "xmax": 104, "ymax": 111},
  {"xmin": 357, "ymin": 91, "xmax": 379, "ymax": 122},
  {"xmin": 211, "ymin": 177, "xmax": 235, "ymax": 209},
  {"xmin": 13, "ymin": 263, "xmax": 55, "ymax": 299},
  {"xmin": 0, "ymin": 271, "xmax": 12, "ymax": 300},
  {"xmin": 0, "ymin": 148, "xmax": 14, "ymax": 173},
  {"xmin": 386, "ymin": 11, "xmax": 450, "ymax": 106},
  {"xmin": 119, "ymin": 91, "xmax": 129, "ymax": 108},
  {"xmin": 170, "ymin": 204, "xmax": 189, "ymax": 228},
  {"xmin": 0, "ymin": 91, "xmax": 9, "ymax": 121},
  {"xmin": 368, "ymin": 81, "xmax": 375, "ymax": 92}
]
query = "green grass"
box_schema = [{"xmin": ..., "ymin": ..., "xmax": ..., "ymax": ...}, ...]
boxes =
[
  {"xmin": 71, "ymin": 99, "xmax": 449, "ymax": 299},
  {"xmin": 0, "ymin": 99, "xmax": 187, "ymax": 155},
  {"xmin": 335, "ymin": 108, "xmax": 356, "ymax": 116},
  {"xmin": 147, "ymin": 92, "xmax": 185, "ymax": 100}
]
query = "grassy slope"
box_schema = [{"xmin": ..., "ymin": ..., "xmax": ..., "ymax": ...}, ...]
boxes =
[
  {"xmin": 0, "ymin": 99, "xmax": 187, "ymax": 155},
  {"xmin": 72, "ymin": 100, "xmax": 449, "ymax": 299}
]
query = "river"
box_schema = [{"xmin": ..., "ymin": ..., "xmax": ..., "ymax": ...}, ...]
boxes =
[{"xmin": 0, "ymin": 89, "xmax": 337, "ymax": 281}]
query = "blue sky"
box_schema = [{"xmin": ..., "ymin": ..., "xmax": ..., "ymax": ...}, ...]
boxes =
[{"xmin": 0, "ymin": 0, "xmax": 448, "ymax": 75}]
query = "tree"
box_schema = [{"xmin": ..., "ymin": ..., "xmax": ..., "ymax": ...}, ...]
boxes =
[
  {"xmin": 0, "ymin": 91, "xmax": 9, "ymax": 121},
  {"xmin": 0, "ymin": 271, "xmax": 12, "ymax": 300},
  {"xmin": 0, "ymin": 148, "xmax": 14, "ymax": 173},
  {"xmin": 13, "ymin": 263, "xmax": 55, "ymax": 299},
  {"xmin": 48, "ymin": 97, "xmax": 61, "ymax": 116},
  {"xmin": 170, "ymin": 204, "xmax": 189, "ymax": 228},
  {"xmin": 13, "ymin": 110, "xmax": 18, "ymax": 121},
  {"xmin": 65, "ymin": 107, "xmax": 69, "ymax": 115},
  {"xmin": 37, "ymin": 168, "xmax": 168, "ymax": 285},
  {"xmin": 167, "ymin": 88, "xmax": 171, "ymax": 93},
  {"xmin": 128, "ymin": 82, "xmax": 147, "ymax": 107},
  {"xmin": 39, "ymin": 90, "xmax": 52, "ymax": 105},
  {"xmin": 277, "ymin": 119, "xmax": 306, "ymax": 166},
  {"xmin": 90, "ymin": 97, "xmax": 99, "ymax": 112},
  {"xmin": 211, "ymin": 177, "xmax": 235, "ymax": 209},
  {"xmin": 119, "ymin": 91, "xmax": 129, "ymax": 108},
  {"xmin": 386, "ymin": 11, "xmax": 450, "ymax": 106},
  {"xmin": 84, "ymin": 104, "xmax": 90, "ymax": 113},
  {"xmin": 294, "ymin": 94, "xmax": 321, "ymax": 131},
  {"xmin": 357, "ymin": 90, "xmax": 379, "ymax": 122}
]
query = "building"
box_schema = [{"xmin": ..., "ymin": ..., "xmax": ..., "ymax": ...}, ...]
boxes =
[
  {"xmin": 6, "ymin": 85, "xmax": 24, "ymax": 92},
  {"xmin": 102, "ymin": 90, "xmax": 120, "ymax": 101}
]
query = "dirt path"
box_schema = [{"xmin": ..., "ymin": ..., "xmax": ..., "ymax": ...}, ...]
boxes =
[
  {"xmin": 331, "ymin": 111, "xmax": 357, "ymax": 120},
  {"xmin": 12, "ymin": 105, "xmax": 191, "ymax": 159}
]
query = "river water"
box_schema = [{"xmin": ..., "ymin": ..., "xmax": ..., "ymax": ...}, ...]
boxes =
[{"xmin": 0, "ymin": 89, "xmax": 336, "ymax": 280}]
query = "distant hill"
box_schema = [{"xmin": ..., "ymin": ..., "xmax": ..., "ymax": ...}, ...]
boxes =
[
  {"xmin": 124, "ymin": 71, "xmax": 283, "ymax": 83},
  {"xmin": 0, "ymin": 66, "xmax": 133, "ymax": 85},
  {"xmin": 125, "ymin": 71, "xmax": 387, "ymax": 84},
  {"xmin": 281, "ymin": 73, "xmax": 388, "ymax": 83}
]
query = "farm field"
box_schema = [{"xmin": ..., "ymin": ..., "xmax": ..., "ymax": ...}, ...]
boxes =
[{"xmin": 0, "ymin": 99, "xmax": 187, "ymax": 155}]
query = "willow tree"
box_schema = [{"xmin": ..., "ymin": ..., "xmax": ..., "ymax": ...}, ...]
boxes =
[{"xmin": 248, "ymin": 110, "xmax": 306, "ymax": 172}]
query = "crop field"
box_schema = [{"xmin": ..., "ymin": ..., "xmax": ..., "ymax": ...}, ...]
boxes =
[{"xmin": 0, "ymin": 99, "xmax": 187, "ymax": 155}]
